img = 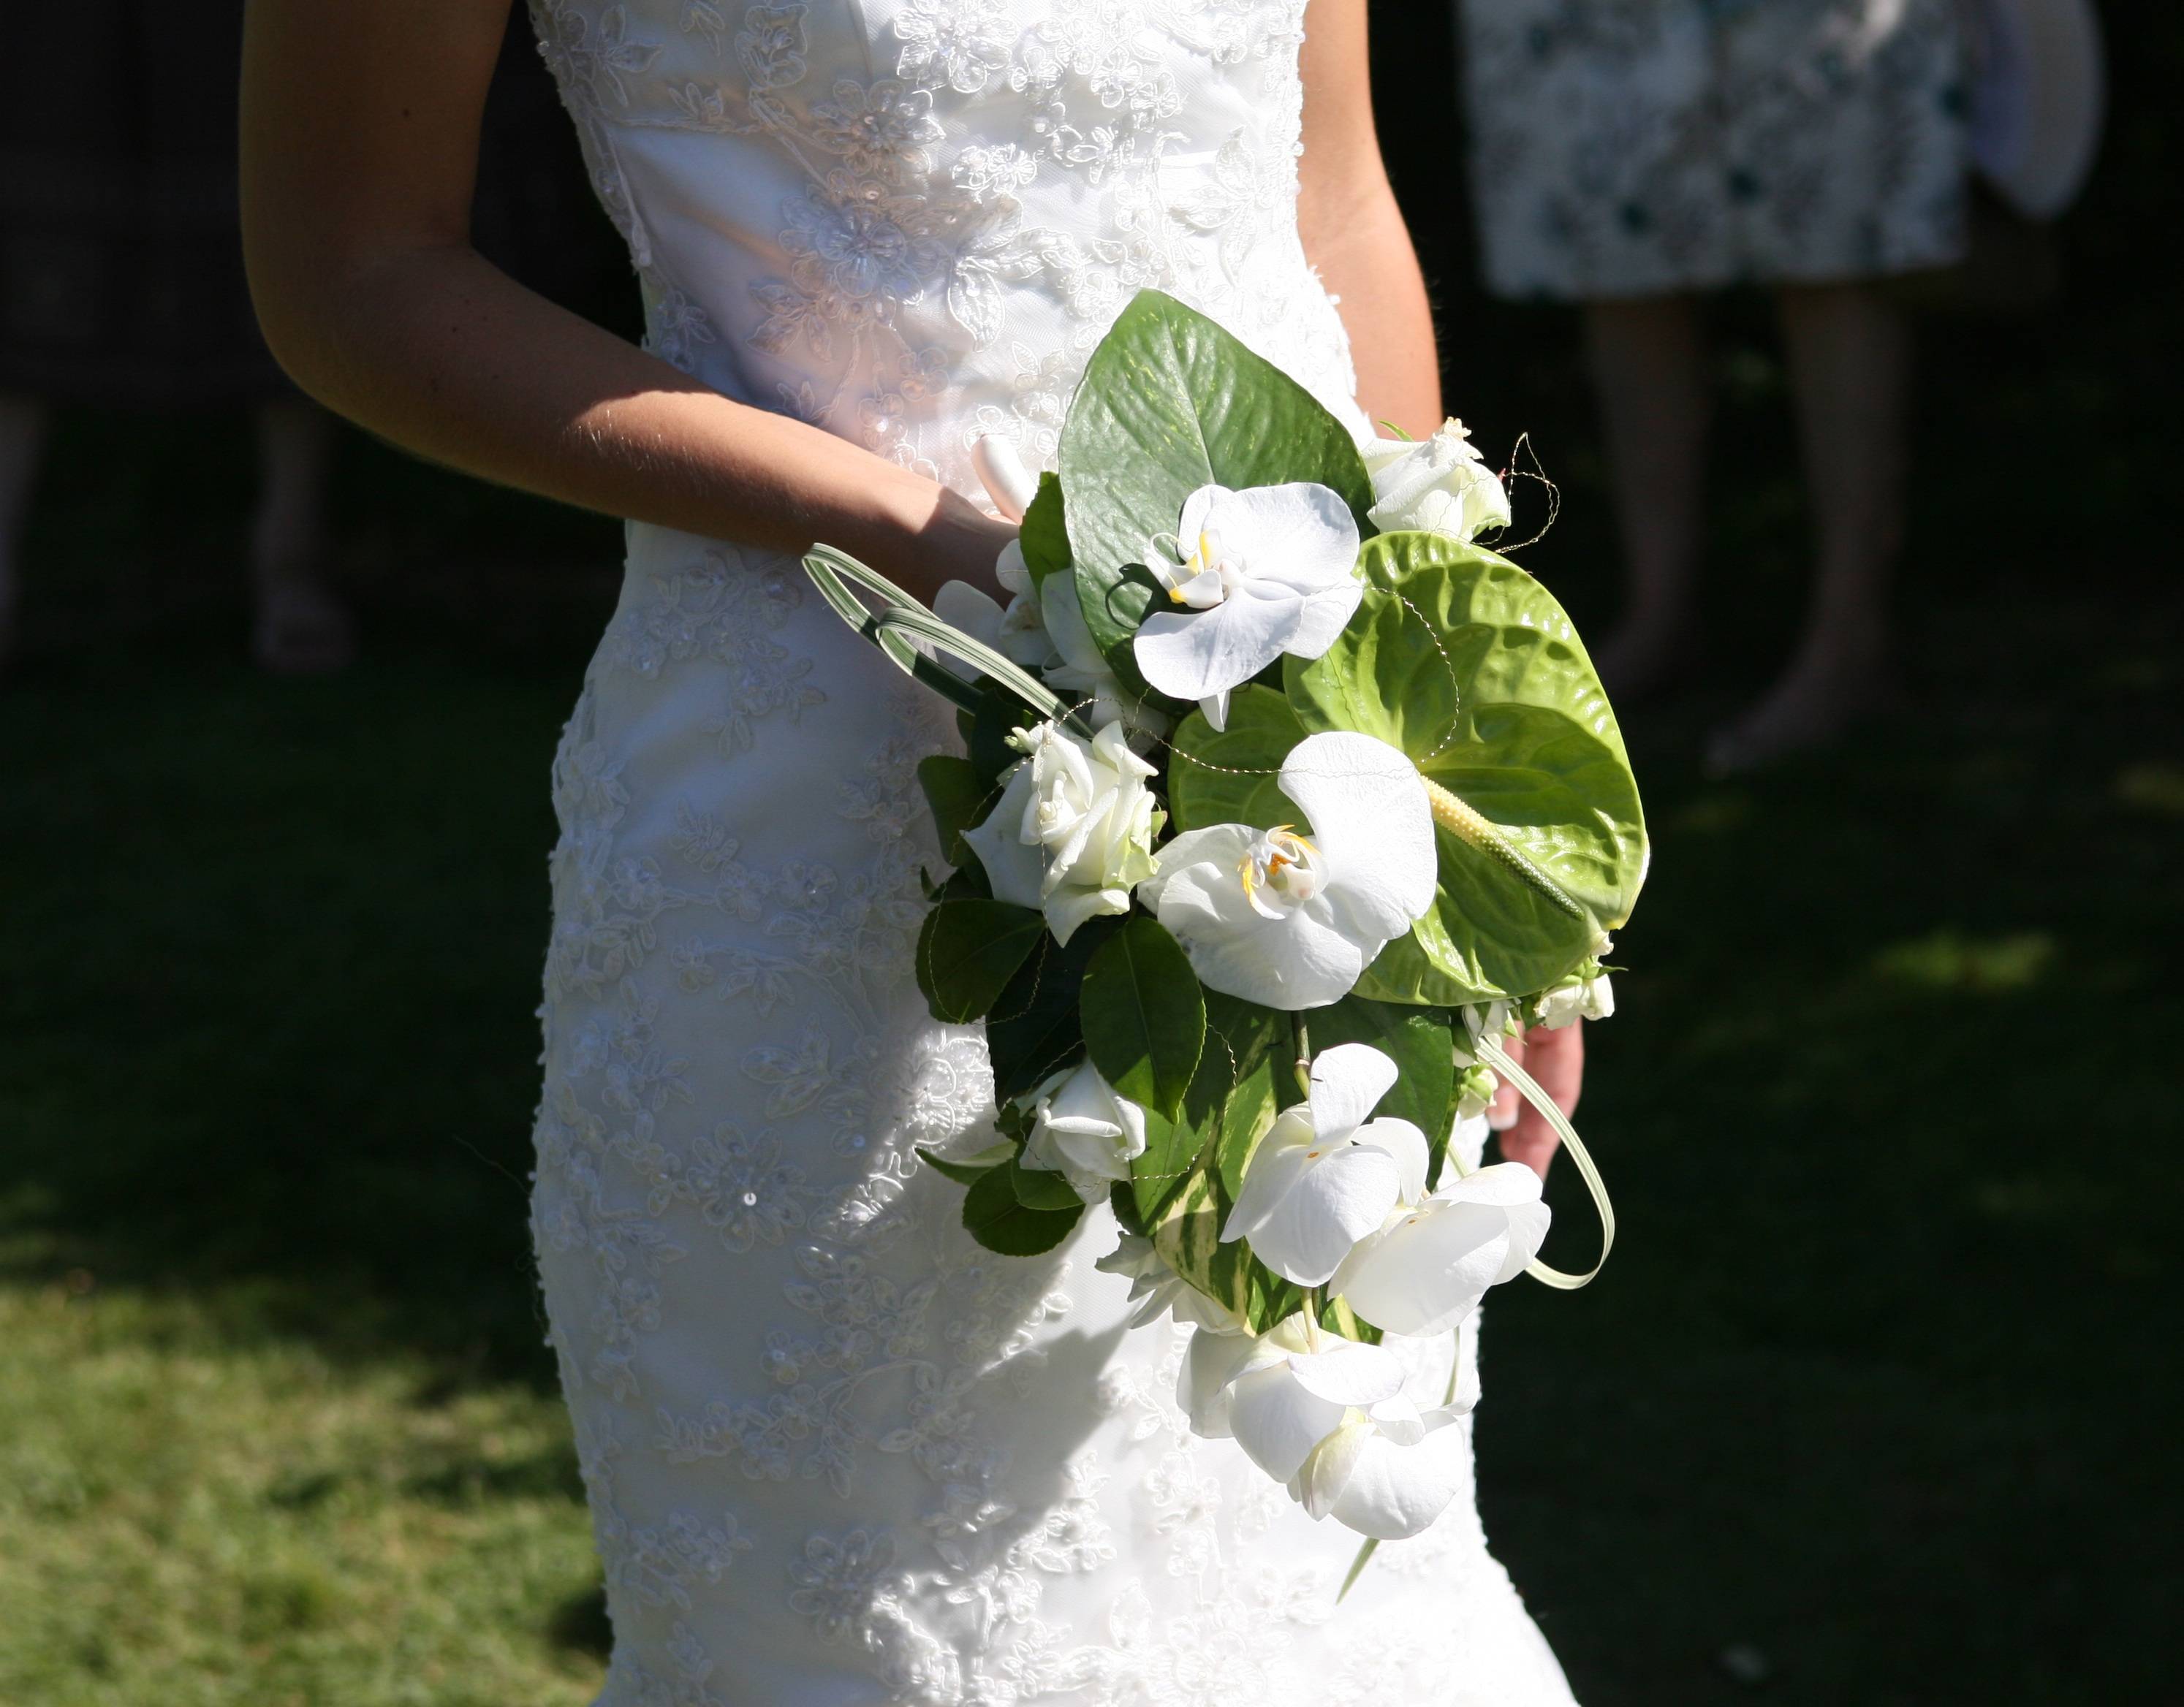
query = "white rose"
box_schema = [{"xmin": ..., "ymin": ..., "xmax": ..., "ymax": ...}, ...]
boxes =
[
  {"xmin": 1359, "ymin": 418, "xmax": 1512, "ymax": 543},
  {"xmin": 963, "ymin": 718, "xmax": 1161, "ymax": 946},
  {"xmin": 1021, "ymin": 1060, "xmax": 1148, "ymax": 1202}
]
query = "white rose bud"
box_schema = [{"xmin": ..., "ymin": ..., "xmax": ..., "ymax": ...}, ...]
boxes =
[
  {"xmin": 1359, "ymin": 418, "xmax": 1512, "ymax": 543},
  {"xmin": 1021, "ymin": 1060, "xmax": 1148, "ymax": 1202}
]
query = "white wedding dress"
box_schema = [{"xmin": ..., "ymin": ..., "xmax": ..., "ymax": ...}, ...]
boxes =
[{"xmin": 524, "ymin": 2, "xmax": 1580, "ymax": 1701}]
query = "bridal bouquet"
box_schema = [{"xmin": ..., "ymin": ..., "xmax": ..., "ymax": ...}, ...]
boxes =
[{"xmin": 803, "ymin": 289, "xmax": 1646, "ymax": 1557}]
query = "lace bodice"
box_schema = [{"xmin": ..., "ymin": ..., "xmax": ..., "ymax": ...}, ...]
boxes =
[{"xmin": 528, "ymin": 0, "xmax": 1362, "ymax": 495}]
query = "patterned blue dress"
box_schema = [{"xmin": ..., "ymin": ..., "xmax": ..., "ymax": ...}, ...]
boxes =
[{"xmin": 1460, "ymin": 0, "xmax": 1969, "ymax": 300}]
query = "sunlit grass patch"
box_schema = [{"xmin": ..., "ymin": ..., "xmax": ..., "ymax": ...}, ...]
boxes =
[{"xmin": 0, "ymin": 1280, "xmax": 605, "ymax": 1707}]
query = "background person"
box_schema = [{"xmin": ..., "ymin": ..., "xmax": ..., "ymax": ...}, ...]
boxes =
[
  {"xmin": 0, "ymin": 0, "xmax": 352, "ymax": 674},
  {"xmin": 1460, "ymin": 0, "xmax": 1968, "ymax": 771}
]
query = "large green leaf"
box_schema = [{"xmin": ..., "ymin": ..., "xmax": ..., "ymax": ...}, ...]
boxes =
[
  {"xmin": 917, "ymin": 754, "xmax": 997, "ymax": 869},
  {"xmin": 1150, "ymin": 1166, "xmax": 1289, "ymax": 1330},
  {"xmin": 1079, "ymin": 916, "xmax": 1204, "ymax": 1120},
  {"xmin": 1166, "ymin": 685, "xmax": 1307, "ymax": 834},
  {"xmin": 915, "ymin": 1145, "xmax": 1011, "ymax": 1186},
  {"xmin": 966, "ymin": 680, "xmax": 1036, "ymax": 789},
  {"xmin": 1020, "ymin": 471, "xmax": 1070, "ymax": 589},
  {"xmin": 1007, "ymin": 1155, "xmax": 1087, "ymax": 1212},
  {"xmin": 983, "ymin": 916, "xmax": 1115, "ymax": 1103},
  {"xmin": 1304, "ymin": 996, "xmax": 1458, "ymax": 1179},
  {"xmin": 1129, "ymin": 989, "xmax": 1281, "ymax": 1226},
  {"xmin": 962, "ymin": 1165, "xmax": 1082, "ymax": 1255},
  {"xmin": 1206, "ymin": 994, "xmax": 1286, "ymax": 1204},
  {"xmin": 916, "ymin": 899, "xmax": 1046, "ymax": 1024},
  {"xmin": 1137, "ymin": 993, "xmax": 1289, "ymax": 1332},
  {"xmin": 1285, "ymin": 531, "xmax": 1648, "ymax": 1003},
  {"xmin": 1060, "ymin": 289, "xmax": 1376, "ymax": 685}
]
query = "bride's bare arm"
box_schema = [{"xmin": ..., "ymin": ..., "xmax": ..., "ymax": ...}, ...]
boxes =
[
  {"xmin": 1296, "ymin": 0, "xmax": 1443, "ymax": 438},
  {"xmin": 1300, "ymin": 1, "xmax": 1582, "ymax": 1173},
  {"xmin": 239, "ymin": 0, "xmax": 1011, "ymax": 598}
]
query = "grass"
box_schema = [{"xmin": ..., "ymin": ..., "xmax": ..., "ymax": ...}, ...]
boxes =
[
  {"xmin": 0, "ymin": 1282, "xmax": 604, "ymax": 1707},
  {"xmin": 4, "ymin": 14, "xmax": 2183, "ymax": 1695}
]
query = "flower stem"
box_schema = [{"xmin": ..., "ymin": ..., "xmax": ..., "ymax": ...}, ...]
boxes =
[
  {"xmin": 1292, "ymin": 1015, "xmax": 1312, "ymax": 1099},
  {"xmin": 1337, "ymin": 1538, "xmax": 1381, "ymax": 1603}
]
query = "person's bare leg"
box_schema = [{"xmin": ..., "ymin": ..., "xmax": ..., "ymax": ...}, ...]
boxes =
[
  {"xmin": 250, "ymin": 395, "xmax": 354, "ymax": 674},
  {"xmin": 0, "ymin": 397, "xmax": 50, "ymax": 669},
  {"xmin": 1707, "ymin": 281, "xmax": 1909, "ymax": 772},
  {"xmin": 1582, "ymin": 294, "xmax": 1710, "ymax": 699}
]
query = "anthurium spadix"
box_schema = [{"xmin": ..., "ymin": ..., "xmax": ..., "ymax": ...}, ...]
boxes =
[
  {"xmin": 1332, "ymin": 1162, "xmax": 1552, "ymax": 1338},
  {"xmin": 1221, "ymin": 1042, "xmax": 1430, "ymax": 1286},
  {"xmin": 1139, "ymin": 731, "xmax": 1435, "ymax": 1011},
  {"xmin": 1134, "ymin": 482, "xmax": 1362, "ymax": 730}
]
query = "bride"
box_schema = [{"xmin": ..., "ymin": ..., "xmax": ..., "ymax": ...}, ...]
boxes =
[{"xmin": 240, "ymin": 2, "xmax": 1588, "ymax": 1700}]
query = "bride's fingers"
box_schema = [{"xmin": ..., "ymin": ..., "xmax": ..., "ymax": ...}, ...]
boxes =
[{"xmin": 1498, "ymin": 1022, "xmax": 1585, "ymax": 1182}]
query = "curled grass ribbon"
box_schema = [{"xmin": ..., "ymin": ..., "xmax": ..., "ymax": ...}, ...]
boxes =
[
  {"xmin": 801, "ymin": 544, "xmax": 1096, "ymax": 739},
  {"xmin": 1473, "ymin": 1033, "xmax": 1615, "ymax": 1290}
]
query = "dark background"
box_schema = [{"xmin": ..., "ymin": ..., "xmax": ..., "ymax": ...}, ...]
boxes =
[{"xmin": 2, "ymin": 3, "xmax": 2179, "ymax": 1701}]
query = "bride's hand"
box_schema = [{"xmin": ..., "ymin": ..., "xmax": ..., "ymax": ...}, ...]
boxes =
[
  {"xmin": 1489, "ymin": 1022, "xmax": 1584, "ymax": 1180},
  {"xmin": 900, "ymin": 484, "xmax": 1017, "ymax": 607}
]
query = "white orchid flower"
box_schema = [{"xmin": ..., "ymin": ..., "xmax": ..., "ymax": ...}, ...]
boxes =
[
  {"xmin": 1331, "ymin": 1162, "xmax": 1551, "ymax": 1338},
  {"xmin": 1177, "ymin": 1321, "xmax": 1267, "ymax": 1437},
  {"xmin": 961, "ymin": 718, "xmax": 1162, "ymax": 946},
  {"xmin": 1096, "ymin": 1233, "xmax": 1245, "ymax": 1332},
  {"xmin": 1292, "ymin": 1393, "xmax": 1471, "ymax": 1540},
  {"xmin": 934, "ymin": 545, "xmax": 1172, "ymax": 739},
  {"xmin": 1138, "ymin": 731, "xmax": 1435, "ymax": 1011},
  {"xmin": 1221, "ymin": 1043, "xmax": 1429, "ymax": 1285},
  {"xmin": 1358, "ymin": 418, "xmax": 1512, "ymax": 543},
  {"xmin": 1133, "ymin": 482, "xmax": 1362, "ymax": 730},
  {"xmin": 1039, "ymin": 569, "xmax": 1172, "ymax": 738},
  {"xmin": 1019, "ymin": 1060, "xmax": 1148, "ymax": 1203},
  {"xmin": 1186, "ymin": 1312, "xmax": 1472, "ymax": 1540},
  {"xmin": 1216, "ymin": 1313, "xmax": 1410, "ymax": 1480},
  {"xmin": 932, "ymin": 539, "xmax": 1060, "ymax": 677}
]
